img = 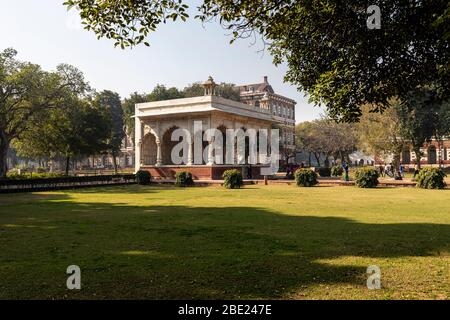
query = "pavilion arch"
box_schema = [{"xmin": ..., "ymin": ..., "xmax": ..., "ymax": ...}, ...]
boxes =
[
  {"xmin": 161, "ymin": 126, "xmax": 181, "ymax": 165},
  {"xmin": 141, "ymin": 132, "xmax": 158, "ymax": 165},
  {"xmin": 216, "ymin": 125, "xmax": 228, "ymax": 164},
  {"xmin": 200, "ymin": 130, "xmax": 209, "ymax": 165},
  {"xmin": 241, "ymin": 126, "xmax": 250, "ymax": 165}
]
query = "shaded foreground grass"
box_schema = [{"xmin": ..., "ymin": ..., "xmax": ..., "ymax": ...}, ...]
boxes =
[{"xmin": 0, "ymin": 185, "xmax": 448, "ymax": 299}]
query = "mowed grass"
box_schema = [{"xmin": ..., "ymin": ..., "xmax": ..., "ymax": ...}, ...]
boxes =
[{"xmin": 0, "ymin": 185, "xmax": 449, "ymax": 300}]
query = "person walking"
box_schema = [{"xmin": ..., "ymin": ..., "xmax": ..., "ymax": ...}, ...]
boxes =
[
  {"xmin": 399, "ymin": 164, "xmax": 405, "ymax": 178},
  {"xmin": 413, "ymin": 163, "xmax": 419, "ymax": 179},
  {"xmin": 386, "ymin": 163, "xmax": 394, "ymax": 178},
  {"xmin": 378, "ymin": 165, "xmax": 384, "ymax": 177},
  {"xmin": 343, "ymin": 161, "xmax": 349, "ymax": 182},
  {"xmin": 384, "ymin": 164, "xmax": 389, "ymax": 177}
]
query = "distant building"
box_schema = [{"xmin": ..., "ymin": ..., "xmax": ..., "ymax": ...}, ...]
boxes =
[
  {"xmin": 119, "ymin": 133, "xmax": 135, "ymax": 168},
  {"xmin": 238, "ymin": 76, "xmax": 296, "ymax": 164},
  {"xmin": 375, "ymin": 139, "xmax": 450, "ymax": 167}
]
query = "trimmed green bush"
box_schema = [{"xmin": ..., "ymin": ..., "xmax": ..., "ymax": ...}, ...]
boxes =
[
  {"xmin": 294, "ymin": 168, "xmax": 318, "ymax": 187},
  {"xmin": 136, "ymin": 170, "xmax": 151, "ymax": 185},
  {"xmin": 354, "ymin": 167, "xmax": 379, "ymax": 188},
  {"xmin": 317, "ymin": 167, "xmax": 331, "ymax": 177},
  {"xmin": 222, "ymin": 169, "xmax": 243, "ymax": 189},
  {"xmin": 175, "ymin": 171, "xmax": 194, "ymax": 187},
  {"xmin": 416, "ymin": 167, "xmax": 447, "ymax": 189},
  {"xmin": 331, "ymin": 165, "xmax": 343, "ymax": 177}
]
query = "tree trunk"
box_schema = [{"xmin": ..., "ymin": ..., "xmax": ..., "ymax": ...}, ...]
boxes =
[
  {"xmin": 112, "ymin": 151, "xmax": 118, "ymax": 175},
  {"xmin": 313, "ymin": 153, "xmax": 321, "ymax": 167},
  {"xmin": 413, "ymin": 147, "xmax": 422, "ymax": 169},
  {"xmin": 392, "ymin": 152, "xmax": 401, "ymax": 180},
  {"xmin": 65, "ymin": 155, "xmax": 70, "ymax": 176},
  {"xmin": 0, "ymin": 131, "xmax": 10, "ymax": 179},
  {"xmin": 0, "ymin": 141, "xmax": 8, "ymax": 179},
  {"xmin": 438, "ymin": 140, "xmax": 443, "ymax": 168}
]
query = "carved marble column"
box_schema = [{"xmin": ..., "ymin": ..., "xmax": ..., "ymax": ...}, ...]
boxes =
[
  {"xmin": 187, "ymin": 142, "xmax": 193, "ymax": 166},
  {"xmin": 156, "ymin": 140, "xmax": 162, "ymax": 166},
  {"xmin": 138, "ymin": 139, "xmax": 143, "ymax": 166},
  {"xmin": 135, "ymin": 118, "xmax": 143, "ymax": 173},
  {"xmin": 207, "ymin": 140, "xmax": 215, "ymax": 166},
  {"xmin": 187, "ymin": 118, "xmax": 193, "ymax": 165}
]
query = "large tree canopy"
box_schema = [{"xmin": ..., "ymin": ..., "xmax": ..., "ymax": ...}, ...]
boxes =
[
  {"xmin": 0, "ymin": 48, "xmax": 89, "ymax": 177},
  {"xmin": 356, "ymin": 102, "xmax": 407, "ymax": 168},
  {"xmin": 14, "ymin": 98, "xmax": 110, "ymax": 175},
  {"xmin": 65, "ymin": 0, "xmax": 449, "ymax": 121},
  {"xmin": 94, "ymin": 90, "xmax": 124, "ymax": 173}
]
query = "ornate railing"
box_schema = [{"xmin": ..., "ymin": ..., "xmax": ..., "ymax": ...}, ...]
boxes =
[{"xmin": 0, "ymin": 174, "xmax": 136, "ymax": 193}]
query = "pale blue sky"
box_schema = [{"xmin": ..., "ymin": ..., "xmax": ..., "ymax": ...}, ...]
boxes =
[{"xmin": 1, "ymin": 0, "xmax": 324, "ymax": 122}]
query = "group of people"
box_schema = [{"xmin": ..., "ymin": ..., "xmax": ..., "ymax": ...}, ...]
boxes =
[
  {"xmin": 378, "ymin": 163, "xmax": 421, "ymax": 179},
  {"xmin": 378, "ymin": 164, "xmax": 403, "ymax": 178}
]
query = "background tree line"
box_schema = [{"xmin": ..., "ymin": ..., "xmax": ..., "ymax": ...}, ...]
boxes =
[
  {"xmin": 296, "ymin": 89, "xmax": 450, "ymax": 170},
  {"xmin": 357, "ymin": 89, "xmax": 450, "ymax": 171},
  {"xmin": 295, "ymin": 118, "xmax": 357, "ymax": 167}
]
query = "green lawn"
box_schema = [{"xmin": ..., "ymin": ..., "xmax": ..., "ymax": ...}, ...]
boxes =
[{"xmin": 0, "ymin": 185, "xmax": 449, "ymax": 299}]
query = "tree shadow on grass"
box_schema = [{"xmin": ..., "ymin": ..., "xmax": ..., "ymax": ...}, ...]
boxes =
[
  {"xmin": 65, "ymin": 185, "xmax": 167, "ymax": 194},
  {"xmin": 0, "ymin": 197, "xmax": 449, "ymax": 299}
]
